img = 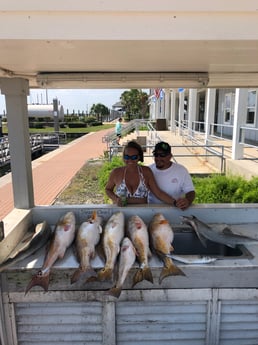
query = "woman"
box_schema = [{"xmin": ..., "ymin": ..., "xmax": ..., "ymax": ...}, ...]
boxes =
[{"xmin": 105, "ymin": 141, "xmax": 177, "ymax": 206}]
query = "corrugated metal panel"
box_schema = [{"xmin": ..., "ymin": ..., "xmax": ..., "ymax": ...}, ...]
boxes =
[
  {"xmin": 15, "ymin": 302, "xmax": 103, "ymax": 345},
  {"xmin": 116, "ymin": 301, "xmax": 209, "ymax": 345},
  {"xmin": 219, "ymin": 301, "xmax": 258, "ymax": 345}
]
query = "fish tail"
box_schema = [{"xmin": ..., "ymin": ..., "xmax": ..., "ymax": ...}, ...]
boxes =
[
  {"xmin": 105, "ymin": 286, "xmax": 122, "ymax": 298},
  {"xmin": 132, "ymin": 266, "xmax": 153, "ymax": 287},
  {"xmin": 25, "ymin": 272, "xmax": 50, "ymax": 295},
  {"xmin": 159, "ymin": 259, "xmax": 186, "ymax": 284},
  {"xmin": 97, "ymin": 267, "xmax": 113, "ymax": 282},
  {"xmin": 71, "ymin": 267, "xmax": 97, "ymax": 284}
]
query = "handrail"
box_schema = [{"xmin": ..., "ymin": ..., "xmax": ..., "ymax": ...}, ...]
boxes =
[
  {"xmin": 102, "ymin": 119, "xmax": 161, "ymax": 149},
  {"xmin": 0, "ymin": 132, "xmax": 67, "ymax": 167},
  {"xmin": 108, "ymin": 143, "xmax": 225, "ymax": 173}
]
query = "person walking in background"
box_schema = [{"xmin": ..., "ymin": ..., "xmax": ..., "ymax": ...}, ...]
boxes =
[
  {"xmin": 105, "ymin": 141, "xmax": 177, "ymax": 207},
  {"xmin": 115, "ymin": 117, "xmax": 123, "ymax": 145},
  {"xmin": 148, "ymin": 141, "xmax": 195, "ymax": 210}
]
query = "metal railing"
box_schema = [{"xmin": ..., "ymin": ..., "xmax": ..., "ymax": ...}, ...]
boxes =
[
  {"xmin": 102, "ymin": 119, "xmax": 161, "ymax": 154},
  {"xmin": 192, "ymin": 120, "xmax": 258, "ymax": 149},
  {"xmin": 108, "ymin": 142, "xmax": 225, "ymax": 173},
  {"xmin": 0, "ymin": 132, "xmax": 67, "ymax": 167}
]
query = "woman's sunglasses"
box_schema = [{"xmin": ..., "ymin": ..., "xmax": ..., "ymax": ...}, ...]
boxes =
[
  {"xmin": 124, "ymin": 154, "xmax": 139, "ymax": 160},
  {"xmin": 153, "ymin": 152, "xmax": 169, "ymax": 158}
]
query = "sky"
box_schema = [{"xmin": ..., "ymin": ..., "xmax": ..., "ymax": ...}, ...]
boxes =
[{"xmin": 0, "ymin": 88, "xmax": 129, "ymax": 114}]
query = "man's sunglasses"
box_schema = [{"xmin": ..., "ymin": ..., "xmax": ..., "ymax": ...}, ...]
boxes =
[
  {"xmin": 124, "ymin": 154, "xmax": 139, "ymax": 160},
  {"xmin": 153, "ymin": 152, "xmax": 169, "ymax": 158}
]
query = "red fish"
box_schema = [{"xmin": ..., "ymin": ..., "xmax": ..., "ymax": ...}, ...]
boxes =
[
  {"xmin": 106, "ymin": 237, "xmax": 136, "ymax": 298},
  {"xmin": 149, "ymin": 213, "xmax": 185, "ymax": 284},
  {"xmin": 25, "ymin": 211, "xmax": 76, "ymax": 294},
  {"xmin": 127, "ymin": 215, "xmax": 153, "ymax": 287},
  {"xmin": 97, "ymin": 211, "xmax": 125, "ymax": 282},
  {"xmin": 71, "ymin": 210, "xmax": 102, "ymax": 284}
]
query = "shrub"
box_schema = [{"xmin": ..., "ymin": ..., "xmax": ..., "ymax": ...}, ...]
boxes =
[
  {"xmin": 98, "ymin": 156, "xmax": 124, "ymax": 203},
  {"xmin": 192, "ymin": 174, "xmax": 258, "ymax": 204}
]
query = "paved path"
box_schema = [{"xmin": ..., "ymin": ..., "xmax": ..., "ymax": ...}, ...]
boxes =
[{"xmin": 0, "ymin": 129, "xmax": 110, "ymax": 220}]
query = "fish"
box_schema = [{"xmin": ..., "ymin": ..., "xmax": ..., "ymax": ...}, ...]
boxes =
[
  {"xmin": 97, "ymin": 211, "xmax": 125, "ymax": 282},
  {"xmin": 148, "ymin": 213, "xmax": 185, "ymax": 284},
  {"xmin": 181, "ymin": 215, "xmax": 258, "ymax": 249},
  {"xmin": 106, "ymin": 237, "xmax": 136, "ymax": 298},
  {"xmin": 127, "ymin": 215, "xmax": 153, "ymax": 287},
  {"xmin": 0, "ymin": 221, "xmax": 52, "ymax": 272},
  {"xmin": 25, "ymin": 211, "xmax": 76, "ymax": 294},
  {"xmin": 71, "ymin": 210, "xmax": 102, "ymax": 284},
  {"xmin": 166, "ymin": 254, "xmax": 218, "ymax": 264}
]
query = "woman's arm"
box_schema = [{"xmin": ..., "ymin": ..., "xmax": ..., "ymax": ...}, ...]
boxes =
[{"xmin": 105, "ymin": 169, "xmax": 120, "ymax": 205}]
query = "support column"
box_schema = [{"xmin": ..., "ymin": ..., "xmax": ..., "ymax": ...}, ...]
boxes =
[
  {"xmin": 0, "ymin": 78, "xmax": 34, "ymax": 209},
  {"xmin": 170, "ymin": 89, "xmax": 176, "ymax": 133},
  {"xmin": 164, "ymin": 88, "xmax": 170, "ymax": 126},
  {"xmin": 188, "ymin": 88, "xmax": 198, "ymax": 136},
  {"xmin": 232, "ymin": 88, "xmax": 247, "ymax": 160},
  {"xmin": 204, "ymin": 88, "xmax": 216, "ymax": 145},
  {"xmin": 178, "ymin": 89, "xmax": 185, "ymax": 135}
]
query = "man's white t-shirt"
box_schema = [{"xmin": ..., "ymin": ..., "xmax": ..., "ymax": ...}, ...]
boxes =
[{"xmin": 148, "ymin": 162, "xmax": 195, "ymax": 204}]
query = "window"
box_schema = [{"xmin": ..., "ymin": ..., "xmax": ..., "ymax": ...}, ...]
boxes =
[
  {"xmin": 246, "ymin": 90, "xmax": 256, "ymax": 125},
  {"xmin": 224, "ymin": 93, "xmax": 234, "ymax": 123}
]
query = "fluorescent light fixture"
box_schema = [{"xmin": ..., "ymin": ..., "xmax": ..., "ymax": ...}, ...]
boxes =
[
  {"xmin": 37, "ymin": 72, "xmax": 209, "ymax": 89},
  {"xmin": 209, "ymin": 73, "xmax": 258, "ymax": 88}
]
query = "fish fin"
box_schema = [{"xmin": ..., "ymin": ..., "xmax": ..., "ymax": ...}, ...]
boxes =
[
  {"xmin": 222, "ymin": 227, "xmax": 234, "ymax": 235},
  {"xmin": 91, "ymin": 210, "xmax": 97, "ymax": 221},
  {"xmin": 160, "ymin": 219, "xmax": 169, "ymax": 225},
  {"xmin": 25, "ymin": 272, "xmax": 50, "ymax": 295},
  {"xmin": 132, "ymin": 266, "xmax": 153, "ymax": 287},
  {"xmin": 97, "ymin": 267, "xmax": 113, "ymax": 282},
  {"xmin": 71, "ymin": 267, "xmax": 97, "ymax": 284},
  {"xmin": 222, "ymin": 227, "xmax": 251, "ymax": 240},
  {"xmin": 159, "ymin": 259, "xmax": 186, "ymax": 284},
  {"xmin": 105, "ymin": 286, "xmax": 122, "ymax": 298}
]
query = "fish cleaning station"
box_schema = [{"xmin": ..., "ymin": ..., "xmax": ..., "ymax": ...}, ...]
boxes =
[{"xmin": 1, "ymin": 2, "xmax": 258, "ymax": 345}]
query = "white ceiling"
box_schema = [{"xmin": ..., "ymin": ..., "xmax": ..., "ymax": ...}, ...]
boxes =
[{"xmin": 1, "ymin": 1, "xmax": 258, "ymax": 89}]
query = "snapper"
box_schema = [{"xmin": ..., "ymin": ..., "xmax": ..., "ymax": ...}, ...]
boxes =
[
  {"xmin": 97, "ymin": 211, "xmax": 125, "ymax": 282},
  {"xmin": 127, "ymin": 215, "xmax": 153, "ymax": 287},
  {"xmin": 25, "ymin": 211, "xmax": 76, "ymax": 294},
  {"xmin": 71, "ymin": 210, "xmax": 102, "ymax": 284},
  {"xmin": 106, "ymin": 237, "xmax": 136, "ymax": 298},
  {"xmin": 148, "ymin": 213, "xmax": 185, "ymax": 284}
]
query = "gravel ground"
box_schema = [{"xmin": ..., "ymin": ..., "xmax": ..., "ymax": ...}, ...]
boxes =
[{"xmin": 53, "ymin": 159, "xmax": 106, "ymax": 205}]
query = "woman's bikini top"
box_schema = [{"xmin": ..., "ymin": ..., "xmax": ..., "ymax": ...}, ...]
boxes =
[{"xmin": 116, "ymin": 166, "xmax": 148, "ymax": 198}]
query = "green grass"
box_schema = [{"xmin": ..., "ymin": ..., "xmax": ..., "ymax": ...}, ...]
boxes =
[{"xmin": 2, "ymin": 123, "xmax": 114, "ymax": 135}]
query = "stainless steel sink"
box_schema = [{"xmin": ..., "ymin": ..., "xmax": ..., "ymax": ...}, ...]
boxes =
[{"xmin": 173, "ymin": 227, "xmax": 253, "ymax": 259}]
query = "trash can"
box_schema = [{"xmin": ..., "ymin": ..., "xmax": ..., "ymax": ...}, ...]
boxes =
[
  {"xmin": 136, "ymin": 136, "xmax": 147, "ymax": 152},
  {"xmin": 156, "ymin": 119, "xmax": 167, "ymax": 130}
]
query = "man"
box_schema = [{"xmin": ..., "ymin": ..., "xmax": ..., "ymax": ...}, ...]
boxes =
[
  {"xmin": 115, "ymin": 117, "xmax": 122, "ymax": 145},
  {"xmin": 148, "ymin": 141, "xmax": 195, "ymax": 210}
]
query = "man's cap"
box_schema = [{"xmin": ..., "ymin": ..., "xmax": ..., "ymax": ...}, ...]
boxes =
[{"xmin": 153, "ymin": 141, "xmax": 171, "ymax": 154}]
